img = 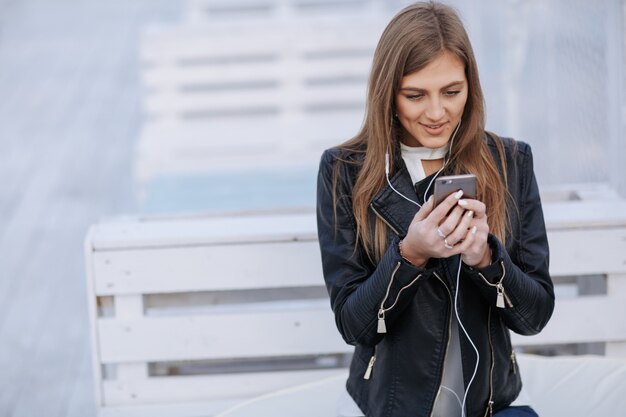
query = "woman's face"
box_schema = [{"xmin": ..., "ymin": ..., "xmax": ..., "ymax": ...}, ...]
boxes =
[{"xmin": 395, "ymin": 51, "xmax": 468, "ymax": 148}]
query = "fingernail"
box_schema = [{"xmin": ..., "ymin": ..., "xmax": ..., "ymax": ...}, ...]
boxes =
[
  {"xmin": 428, "ymin": 195, "xmax": 433, "ymax": 202},
  {"xmin": 454, "ymin": 190, "xmax": 464, "ymax": 199},
  {"xmin": 471, "ymin": 226, "xmax": 477, "ymax": 234},
  {"xmin": 467, "ymin": 210, "xmax": 474, "ymax": 217},
  {"xmin": 458, "ymin": 199, "xmax": 468, "ymax": 207}
]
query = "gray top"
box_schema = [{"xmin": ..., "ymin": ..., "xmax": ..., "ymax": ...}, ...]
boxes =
[{"xmin": 432, "ymin": 316, "xmax": 466, "ymax": 417}]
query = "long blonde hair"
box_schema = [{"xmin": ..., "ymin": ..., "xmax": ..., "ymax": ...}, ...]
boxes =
[{"xmin": 336, "ymin": 2, "xmax": 510, "ymax": 262}]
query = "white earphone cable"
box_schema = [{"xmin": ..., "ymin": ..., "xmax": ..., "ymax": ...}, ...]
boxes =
[
  {"xmin": 455, "ymin": 256, "xmax": 480, "ymax": 417},
  {"xmin": 383, "ymin": 120, "xmax": 479, "ymax": 417},
  {"xmin": 384, "ymin": 120, "xmax": 461, "ymax": 207}
]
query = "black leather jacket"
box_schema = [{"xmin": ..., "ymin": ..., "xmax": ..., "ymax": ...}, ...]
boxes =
[{"xmin": 316, "ymin": 135, "xmax": 554, "ymax": 417}]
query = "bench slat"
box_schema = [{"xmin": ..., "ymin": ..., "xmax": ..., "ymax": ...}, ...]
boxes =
[
  {"xmin": 92, "ymin": 240, "xmax": 322, "ymax": 295},
  {"xmin": 98, "ymin": 306, "xmax": 347, "ymax": 363},
  {"xmin": 103, "ymin": 368, "xmax": 344, "ymax": 406},
  {"xmin": 89, "ymin": 224, "xmax": 626, "ymax": 297},
  {"xmin": 88, "ymin": 213, "xmax": 317, "ymax": 249},
  {"xmin": 548, "ymin": 227, "xmax": 626, "ymax": 276},
  {"xmin": 512, "ymin": 295, "xmax": 626, "ymax": 346}
]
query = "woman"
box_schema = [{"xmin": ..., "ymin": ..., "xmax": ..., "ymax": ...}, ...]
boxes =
[{"xmin": 316, "ymin": 2, "xmax": 554, "ymax": 417}]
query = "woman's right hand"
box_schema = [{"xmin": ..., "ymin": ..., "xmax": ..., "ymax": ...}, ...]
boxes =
[{"xmin": 400, "ymin": 190, "xmax": 474, "ymax": 265}]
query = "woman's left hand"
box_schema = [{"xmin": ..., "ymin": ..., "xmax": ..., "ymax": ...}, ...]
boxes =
[{"xmin": 445, "ymin": 198, "xmax": 491, "ymax": 268}]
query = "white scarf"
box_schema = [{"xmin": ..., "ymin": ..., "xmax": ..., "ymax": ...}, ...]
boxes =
[{"xmin": 400, "ymin": 142, "xmax": 449, "ymax": 184}]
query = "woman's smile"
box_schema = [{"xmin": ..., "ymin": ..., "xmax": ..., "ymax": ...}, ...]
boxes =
[{"xmin": 419, "ymin": 121, "xmax": 448, "ymax": 136}]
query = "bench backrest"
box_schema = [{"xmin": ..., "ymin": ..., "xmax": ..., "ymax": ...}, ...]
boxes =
[
  {"xmin": 86, "ymin": 211, "xmax": 352, "ymax": 417},
  {"xmin": 85, "ymin": 198, "xmax": 626, "ymax": 416}
]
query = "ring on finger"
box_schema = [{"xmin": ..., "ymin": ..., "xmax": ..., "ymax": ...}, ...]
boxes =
[
  {"xmin": 436, "ymin": 227, "xmax": 447, "ymax": 238},
  {"xmin": 443, "ymin": 238, "xmax": 454, "ymax": 249}
]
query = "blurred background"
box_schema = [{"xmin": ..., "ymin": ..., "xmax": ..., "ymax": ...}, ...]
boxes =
[{"xmin": 0, "ymin": 0, "xmax": 624, "ymax": 416}]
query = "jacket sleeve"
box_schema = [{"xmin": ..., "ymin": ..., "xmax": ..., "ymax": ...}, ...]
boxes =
[
  {"xmin": 464, "ymin": 143, "xmax": 555, "ymax": 335},
  {"xmin": 316, "ymin": 150, "xmax": 426, "ymax": 346}
]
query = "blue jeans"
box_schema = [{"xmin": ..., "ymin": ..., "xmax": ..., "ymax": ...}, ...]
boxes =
[{"xmin": 493, "ymin": 406, "xmax": 538, "ymax": 416}]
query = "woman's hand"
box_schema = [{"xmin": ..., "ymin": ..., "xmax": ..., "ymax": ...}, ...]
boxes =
[
  {"xmin": 399, "ymin": 190, "xmax": 491, "ymax": 268},
  {"xmin": 451, "ymin": 197, "xmax": 491, "ymax": 268}
]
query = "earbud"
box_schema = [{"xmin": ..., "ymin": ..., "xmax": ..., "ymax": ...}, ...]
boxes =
[{"xmin": 385, "ymin": 152, "xmax": 390, "ymax": 176}]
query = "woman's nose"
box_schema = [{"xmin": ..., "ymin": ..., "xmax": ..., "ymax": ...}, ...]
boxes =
[{"xmin": 425, "ymin": 98, "xmax": 445, "ymax": 121}]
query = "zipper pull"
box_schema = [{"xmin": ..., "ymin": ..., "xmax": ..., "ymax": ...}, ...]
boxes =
[
  {"xmin": 363, "ymin": 355, "xmax": 376, "ymax": 380},
  {"xmin": 489, "ymin": 400, "xmax": 494, "ymax": 417},
  {"xmin": 377, "ymin": 309, "xmax": 387, "ymax": 333},
  {"xmin": 511, "ymin": 350, "xmax": 517, "ymax": 374},
  {"xmin": 503, "ymin": 288, "xmax": 514, "ymax": 308},
  {"xmin": 496, "ymin": 283, "xmax": 505, "ymax": 308}
]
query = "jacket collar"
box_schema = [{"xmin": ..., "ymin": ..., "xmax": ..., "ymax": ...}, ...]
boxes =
[
  {"xmin": 370, "ymin": 162, "xmax": 421, "ymax": 237},
  {"xmin": 372, "ymin": 133, "xmax": 496, "ymax": 238},
  {"xmin": 370, "ymin": 149, "xmax": 445, "ymax": 237}
]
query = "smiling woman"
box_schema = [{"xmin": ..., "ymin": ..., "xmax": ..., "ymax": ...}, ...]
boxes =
[{"xmin": 316, "ymin": 2, "xmax": 555, "ymax": 417}]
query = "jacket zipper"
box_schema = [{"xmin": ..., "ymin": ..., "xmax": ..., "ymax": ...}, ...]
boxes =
[
  {"xmin": 482, "ymin": 313, "xmax": 517, "ymax": 416},
  {"xmin": 429, "ymin": 272, "xmax": 453, "ymax": 417},
  {"xmin": 364, "ymin": 262, "xmax": 398, "ymax": 380},
  {"xmin": 364, "ymin": 204, "xmax": 421, "ymax": 381},
  {"xmin": 483, "ymin": 307, "xmax": 495, "ymax": 417},
  {"xmin": 377, "ymin": 262, "xmax": 422, "ymax": 334},
  {"xmin": 365, "ymin": 262, "xmax": 423, "ymax": 380},
  {"xmin": 511, "ymin": 349, "xmax": 517, "ymax": 375},
  {"xmin": 364, "ymin": 346, "xmax": 377, "ymax": 380},
  {"xmin": 377, "ymin": 261, "xmax": 401, "ymax": 334},
  {"xmin": 370, "ymin": 203, "xmax": 400, "ymax": 235},
  {"xmin": 477, "ymin": 261, "xmax": 513, "ymax": 309},
  {"xmin": 498, "ymin": 308, "xmax": 517, "ymax": 375},
  {"xmin": 370, "ymin": 203, "xmax": 422, "ymax": 334}
]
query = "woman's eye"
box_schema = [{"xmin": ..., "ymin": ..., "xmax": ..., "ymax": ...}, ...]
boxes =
[
  {"xmin": 406, "ymin": 94, "xmax": 424, "ymax": 101},
  {"xmin": 445, "ymin": 90, "xmax": 461, "ymax": 96}
]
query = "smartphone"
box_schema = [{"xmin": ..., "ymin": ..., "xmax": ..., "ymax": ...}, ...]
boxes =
[{"xmin": 433, "ymin": 174, "xmax": 477, "ymax": 206}]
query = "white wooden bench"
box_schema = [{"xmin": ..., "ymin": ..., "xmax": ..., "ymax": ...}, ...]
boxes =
[
  {"xmin": 85, "ymin": 191, "xmax": 626, "ymax": 416},
  {"xmin": 85, "ymin": 210, "xmax": 347, "ymax": 417},
  {"xmin": 513, "ymin": 182, "xmax": 626, "ymax": 355},
  {"xmin": 135, "ymin": 18, "xmax": 385, "ymax": 187}
]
